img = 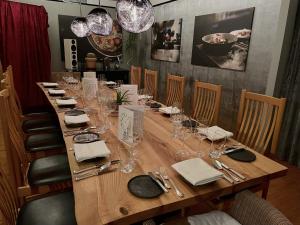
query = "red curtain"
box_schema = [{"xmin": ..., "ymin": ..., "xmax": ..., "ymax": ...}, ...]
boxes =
[{"xmin": 0, "ymin": 0, "xmax": 51, "ymax": 112}]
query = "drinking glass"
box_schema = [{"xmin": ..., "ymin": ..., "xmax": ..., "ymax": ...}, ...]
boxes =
[
  {"xmin": 120, "ymin": 131, "xmax": 143, "ymax": 173},
  {"xmin": 209, "ymin": 130, "xmax": 224, "ymax": 159}
]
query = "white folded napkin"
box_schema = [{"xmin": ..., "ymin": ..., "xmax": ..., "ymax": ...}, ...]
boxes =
[
  {"xmin": 74, "ymin": 141, "xmax": 111, "ymax": 162},
  {"xmin": 64, "ymin": 114, "xmax": 90, "ymax": 125},
  {"xmin": 56, "ymin": 98, "xmax": 77, "ymax": 106},
  {"xmin": 198, "ymin": 126, "xmax": 233, "ymax": 141},
  {"xmin": 105, "ymin": 81, "xmax": 116, "ymax": 85},
  {"xmin": 172, "ymin": 158, "xmax": 223, "ymax": 186},
  {"xmin": 138, "ymin": 95, "xmax": 152, "ymax": 100},
  {"xmin": 42, "ymin": 82, "xmax": 58, "ymax": 87},
  {"xmin": 159, "ymin": 106, "xmax": 180, "ymax": 114},
  {"xmin": 48, "ymin": 89, "xmax": 65, "ymax": 94}
]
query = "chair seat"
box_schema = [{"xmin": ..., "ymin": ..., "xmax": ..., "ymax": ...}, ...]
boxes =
[
  {"xmin": 28, "ymin": 153, "xmax": 71, "ymax": 186},
  {"xmin": 17, "ymin": 191, "xmax": 77, "ymax": 225},
  {"xmin": 188, "ymin": 211, "xmax": 241, "ymax": 225},
  {"xmin": 25, "ymin": 132, "xmax": 65, "ymax": 152},
  {"xmin": 24, "ymin": 111, "xmax": 55, "ymax": 118},
  {"xmin": 22, "ymin": 117, "xmax": 59, "ymax": 133}
]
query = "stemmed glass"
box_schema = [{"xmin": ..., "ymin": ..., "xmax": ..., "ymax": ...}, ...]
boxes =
[
  {"xmin": 120, "ymin": 131, "xmax": 143, "ymax": 173},
  {"xmin": 209, "ymin": 130, "xmax": 226, "ymax": 159}
]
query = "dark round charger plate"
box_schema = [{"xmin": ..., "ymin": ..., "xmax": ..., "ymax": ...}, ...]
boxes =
[
  {"xmin": 150, "ymin": 103, "xmax": 162, "ymax": 109},
  {"xmin": 226, "ymin": 148, "xmax": 256, "ymax": 162},
  {"xmin": 128, "ymin": 175, "xmax": 164, "ymax": 199},
  {"xmin": 73, "ymin": 132, "xmax": 100, "ymax": 143},
  {"xmin": 65, "ymin": 109, "xmax": 85, "ymax": 116},
  {"xmin": 182, "ymin": 120, "xmax": 197, "ymax": 128}
]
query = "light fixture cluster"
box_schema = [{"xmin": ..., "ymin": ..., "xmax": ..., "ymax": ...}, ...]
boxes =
[{"xmin": 71, "ymin": 0, "xmax": 155, "ymax": 37}]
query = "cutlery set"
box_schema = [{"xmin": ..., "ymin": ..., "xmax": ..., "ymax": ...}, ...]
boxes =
[
  {"xmin": 213, "ymin": 159, "xmax": 246, "ymax": 184},
  {"xmin": 148, "ymin": 169, "xmax": 184, "ymax": 198}
]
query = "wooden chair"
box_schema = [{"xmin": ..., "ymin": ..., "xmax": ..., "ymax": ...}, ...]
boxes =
[
  {"xmin": 0, "ymin": 89, "xmax": 72, "ymax": 197},
  {"xmin": 0, "ymin": 165, "xmax": 76, "ymax": 225},
  {"xmin": 192, "ymin": 81, "xmax": 222, "ymax": 126},
  {"xmin": 144, "ymin": 68, "xmax": 158, "ymax": 100},
  {"xmin": 130, "ymin": 65, "xmax": 142, "ymax": 89},
  {"xmin": 166, "ymin": 74, "xmax": 185, "ymax": 108},
  {"xmin": 236, "ymin": 89, "xmax": 286, "ymax": 155}
]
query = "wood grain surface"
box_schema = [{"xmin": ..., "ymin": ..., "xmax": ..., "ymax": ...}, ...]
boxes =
[{"xmin": 37, "ymin": 83, "xmax": 287, "ymax": 225}]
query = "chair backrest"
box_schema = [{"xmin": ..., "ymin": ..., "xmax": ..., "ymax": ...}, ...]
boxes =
[
  {"xmin": 2, "ymin": 66, "xmax": 23, "ymax": 115},
  {"xmin": 0, "ymin": 89, "xmax": 29, "ymax": 180},
  {"xmin": 0, "ymin": 166, "xmax": 19, "ymax": 225},
  {"xmin": 144, "ymin": 69, "xmax": 158, "ymax": 100},
  {"xmin": 130, "ymin": 65, "xmax": 142, "ymax": 89},
  {"xmin": 192, "ymin": 81, "xmax": 222, "ymax": 125},
  {"xmin": 236, "ymin": 89, "xmax": 286, "ymax": 154},
  {"xmin": 166, "ymin": 74, "xmax": 185, "ymax": 108}
]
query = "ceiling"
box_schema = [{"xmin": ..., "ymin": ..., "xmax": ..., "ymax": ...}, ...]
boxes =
[{"xmin": 57, "ymin": 0, "xmax": 176, "ymax": 7}]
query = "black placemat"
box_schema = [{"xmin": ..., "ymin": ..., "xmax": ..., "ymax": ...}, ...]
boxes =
[
  {"xmin": 65, "ymin": 109, "xmax": 85, "ymax": 116},
  {"xmin": 226, "ymin": 148, "xmax": 256, "ymax": 162},
  {"xmin": 150, "ymin": 103, "xmax": 162, "ymax": 109},
  {"xmin": 128, "ymin": 175, "xmax": 164, "ymax": 199}
]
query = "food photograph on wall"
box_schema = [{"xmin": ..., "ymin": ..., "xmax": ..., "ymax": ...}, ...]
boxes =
[
  {"xmin": 191, "ymin": 7, "xmax": 255, "ymax": 71},
  {"xmin": 151, "ymin": 18, "xmax": 182, "ymax": 63}
]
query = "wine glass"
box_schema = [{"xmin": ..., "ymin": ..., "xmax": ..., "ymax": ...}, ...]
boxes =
[
  {"xmin": 209, "ymin": 130, "xmax": 225, "ymax": 159},
  {"xmin": 120, "ymin": 131, "xmax": 143, "ymax": 173}
]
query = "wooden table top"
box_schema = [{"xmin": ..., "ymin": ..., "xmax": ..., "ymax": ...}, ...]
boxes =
[{"xmin": 38, "ymin": 83, "xmax": 287, "ymax": 225}]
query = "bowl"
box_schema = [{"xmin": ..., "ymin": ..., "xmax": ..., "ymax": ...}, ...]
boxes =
[{"xmin": 202, "ymin": 33, "xmax": 238, "ymax": 56}]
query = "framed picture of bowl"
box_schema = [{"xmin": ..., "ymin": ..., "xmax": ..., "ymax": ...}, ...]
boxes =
[
  {"xmin": 151, "ymin": 18, "xmax": 182, "ymax": 63},
  {"xmin": 191, "ymin": 7, "xmax": 255, "ymax": 71}
]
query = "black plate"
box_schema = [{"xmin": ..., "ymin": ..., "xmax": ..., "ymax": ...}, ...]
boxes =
[
  {"xmin": 73, "ymin": 132, "xmax": 100, "ymax": 143},
  {"xmin": 128, "ymin": 175, "xmax": 164, "ymax": 199},
  {"xmin": 226, "ymin": 148, "xmax": 256, "ymax": 162},
  {"xmin": 150, "ymin": 103, "xmax": 161, "ymax": 109},
  {"xmin": 182, "ymin": 120, "xmax": 197, "ymax": 128},
  {"xmin": 65, "ymin": 109, "xmax": 86, "ymax": 116},
  {"xmin": 59, "ymin": 96, "xmax": 73, "ymax": 100}
]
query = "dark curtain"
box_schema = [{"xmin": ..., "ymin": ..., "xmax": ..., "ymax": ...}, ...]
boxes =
[
  {"xmin": 277, "ymin": 6, "xmax": 300, "ymax": 167},
  {"xmin": 0, "ymin": 0, "xmax": 51, "ymax": 112}
]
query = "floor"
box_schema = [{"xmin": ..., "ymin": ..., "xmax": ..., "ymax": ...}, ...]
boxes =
[{"xmin": 0, "ymin": 123, "xmax": 299, "ymax": 224}]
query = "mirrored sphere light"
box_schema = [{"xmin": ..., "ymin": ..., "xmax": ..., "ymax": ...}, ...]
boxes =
[
  {"xmin": 116, "ymin": 0, "xmax": 155, "ymax": 33},
  {"xmin": 71, "ymin": 17, "xmax": 90, "ymax": 38},
  {"xmin": 86, "ymin": 8, "xmax": 113, "ymax": 36}
]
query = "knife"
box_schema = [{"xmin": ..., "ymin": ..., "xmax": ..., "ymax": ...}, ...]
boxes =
[
  {"xmin": 148, "ymin": 172, "xmax": 168, "ymax": 193},
  {"xmin": 75, "ymin": 161, "xmax": 114, "ymax": 181},
  {"xmin": 220, "ymin": 162, "xmax": 246, "ymax": 180},
  {"xmin": 222, "ymin": 147, "xmax": 244, "ymax": 155},
  {"xmin": 73, "ymin": 160, "xmax": 121, "ymax": 174}
]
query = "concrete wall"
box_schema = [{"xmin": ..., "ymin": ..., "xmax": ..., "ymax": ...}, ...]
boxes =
[{"xmin": 137, "ymin": 0, "xmax": 294, "ymax": 130}]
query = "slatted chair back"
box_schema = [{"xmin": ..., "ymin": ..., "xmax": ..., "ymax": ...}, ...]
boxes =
[
  {"xmin": 2, "ymin": 66, "xmax": 23, "ymax": 114},
  {"xmin": 0, "ymin": 89, "xmax": 30, "ymax": 182},
  {"xmin": 0, "ymin": 166, "xmax": 19, "ymax": 225},
  {"xmin": 144, "ymin": 69, "xmax": 158, "ymax": 100},
  {"xmin": 166, "ymin": 74, "xmax": 185, "ymax": 108},
  {"xmin": 236, "ymin": 89, "xmax": 286, "ymax": 154},
  {"xmin": 192, "ymin": 81, "xmax": 222, "ymax": 125},
  {"xmin": 130, "ymin": 65, "xmax": 142, "ymax": 89}
]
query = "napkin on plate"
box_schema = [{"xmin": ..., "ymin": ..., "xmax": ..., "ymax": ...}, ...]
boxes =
[
  {"xmin": 48, "ymin": 89, "xmax": 65, "ymax": 95},
  {"xmin": 105, "ymin": 81, "xmax": 116, "ymax": 85},
  {"xmin": 64, "ymin": 114, "xmax": 90, "ymax": 125},
  {"xmin": 74, "ymin": 141, "xmax": 111, "ymax": 162},
  {"xmin": 56, "ymin": 98, "xmax": 77, "ymax": 106},
  {"xmin": 138, "ymin": 95, "xmax": 152, "ymax": 100},
  {"xmin": 198, "ymin": 126, "xmax": 233, "ymax": 141},
  {"xmin": 42, "ymin": 82, "xmax": 58, "ymax": 87},
  {"xmin": 172, "ymin": 158, "xmax": 223, "ymax": 186},
  {"xmin": 159, "ymin": 106, "xmax": 180, "ymax": 114}
]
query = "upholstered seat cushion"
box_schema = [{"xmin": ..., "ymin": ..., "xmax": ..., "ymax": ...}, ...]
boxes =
[
  {"xmin": 28, "ymin": 154, "xmax": 71, "ymax": 186},
  {"xmin": 24, "ymin": 111, "xmax": 55, "ymax": 118},
  {"xmin": 25, "ymin": 132, "xmax": 65, "ymax": 152},
  {"xmin": 22, "ymin": 117, "xmax": 59, "ymax": 133},
  {"xmin": 17, "ymin": 191, "xmax": 77, "ymax": 225},
  {"xmin": 188, "ymin": 211, "xmax": 241, "ymax": 225}
]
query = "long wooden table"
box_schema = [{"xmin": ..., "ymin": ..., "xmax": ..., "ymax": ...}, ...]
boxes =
[{"xmin": 38, "ymin": 83, "xmax": 287, "ymax": 225}]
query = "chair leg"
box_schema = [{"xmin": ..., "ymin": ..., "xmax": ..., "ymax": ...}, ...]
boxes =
[{"xmin": 262, "ymin": 180, "xmax": 270, "ymax": 199}]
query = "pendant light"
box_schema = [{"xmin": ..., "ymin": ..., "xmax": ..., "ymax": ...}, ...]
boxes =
[
  {"xmin": 86, "ymin": 0, "xmax": 113, "ymax": 36},
  {"xmin": 70, "ymin": 0, "xmax": 90, "ymax": 37},
  {"xmin": 116, "ymin": 0, "xmax": 154, "ymax": 33}
]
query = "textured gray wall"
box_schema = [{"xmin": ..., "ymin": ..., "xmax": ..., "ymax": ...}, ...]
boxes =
[{"xmin": 137, "ymin": 0, "xmax": 288, "ymax": 130}]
